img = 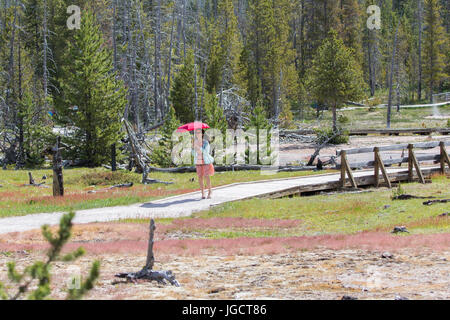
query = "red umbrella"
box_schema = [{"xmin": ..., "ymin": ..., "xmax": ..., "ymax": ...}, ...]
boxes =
[{"xmin": 176, "ymin": 122, "xmax": 210, "ymax": 133}]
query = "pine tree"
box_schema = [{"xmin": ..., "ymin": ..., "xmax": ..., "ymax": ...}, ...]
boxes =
[
  {"xmin": 237, "ymin": 44, "xmax": 261, "ymax": 109},
  {"xmin": 337, "ymin": 0, "xmax": 363, "ymax": 65},
  {"xmin": 205, "ymin": 0, "xmax": 242, "ymax": 94},
  {"xmin": 56, "ymin": 10, "xmax": 127, "ymax": 167},
  {"xmin": 307, "ymin": 29, "xmax": 365, "ymax": 132},
  {"xmin": 245, "ymin": 102, "xmax": 272, "ymax": 165},
  {"xmin": 423, "ymin": 0, "xmax": 447, "ymax": 101},
  {"xmin": 203, "ymin": 92, "xmax": 227, "ymax": 134},
  {"xmin": 170, "ymin": 50, "xmax": 201, "ymax": 123},
  {"xmin": 247, "ymin": 0, "xmax": 298, "ymax": 121},
  {"xmin": 151, "ymin": 105, "xmax": 180, "ymax": 167}
]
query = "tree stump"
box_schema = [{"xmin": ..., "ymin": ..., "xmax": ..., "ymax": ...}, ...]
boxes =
[
  {"xmin": 28, "ymin": 172, "xmax": 35, "ymax": 185},
  {"xmin": 115, "ymin": 219, "xmax": 180, "ymax": 287}
]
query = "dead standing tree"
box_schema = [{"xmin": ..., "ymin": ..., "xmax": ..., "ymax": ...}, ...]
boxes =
[
  {"xmin": 122, "ymin": 118, "xmax": 172, "ymax": 185},
  {"xmin": 52, "ymin": 136, "xmax": 64, "ymax": 196},
  {"xmin": 115, "ymin": 219, "xmax": 180, "ymax": 286}
]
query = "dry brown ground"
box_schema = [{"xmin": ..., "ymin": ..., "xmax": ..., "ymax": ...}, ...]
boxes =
[
  {"xmin": 0, "ymin": 222, "xmax": 448, "ymax": 300},
  {"xmin": 0, "ymin": 249, "xmax": 448, "ymax": 300}
]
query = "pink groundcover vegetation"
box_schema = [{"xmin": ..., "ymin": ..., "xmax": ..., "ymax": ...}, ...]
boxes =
[
  {"xmin": 1, "ymin": 232, "xmax": 449, "ymax": 256},
  {"xmin": 0, "ymin": 188, "xmax": 195, "ymax": 205},
  {"xmin": 162, "ymin": 218, "xmax": 302, "ymax": 231}
]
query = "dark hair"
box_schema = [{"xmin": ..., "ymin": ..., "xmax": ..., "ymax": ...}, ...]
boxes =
[{"xmin": 195, "ymin": 129, "xmax": 211, "ymax": 142}]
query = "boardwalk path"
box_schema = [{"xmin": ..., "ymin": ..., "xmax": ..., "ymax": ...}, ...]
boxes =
[{"xmin": 0, "ymin": 167, "xmax": 438, "ymax": 234}]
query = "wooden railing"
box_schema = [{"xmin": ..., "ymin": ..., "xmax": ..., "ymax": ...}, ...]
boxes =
[
  {"xmin": 337, "ymin": 141, "xmax": 450, "ymax": 189},
  {"xmin": 432, "ymin": 92, "xmax": 450, "ymax": 103}
]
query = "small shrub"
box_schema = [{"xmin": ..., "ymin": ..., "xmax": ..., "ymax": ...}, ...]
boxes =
[
  {"xmin": 338, "ymin": 114, "xmax": 350, "ymax": 124},
  {"xmin": 0, "ymin": 212, "xmax": 100, "ymax": 300},
  {"xmin": 366, "ymin": 97, "xmax": 383, "ymax": 107},
  {"xmin": 69, "ymin": 170, "xmax": 140, "ymax": 186},
  {"xmin": 315, "ymin": 127, "xmax": 349, "ymax": 145},
  {"xmin": 391, "ymin": 183, "xmax": 405, "ymax": 199},
  {"xmin": 447, "ymin": 119, "xmax": 450, "ymax": 128}
]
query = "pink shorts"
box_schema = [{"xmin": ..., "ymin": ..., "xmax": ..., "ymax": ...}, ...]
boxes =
[{"xmin": 196, "ymin": 164, "xmax": 215, "ymax": 177}]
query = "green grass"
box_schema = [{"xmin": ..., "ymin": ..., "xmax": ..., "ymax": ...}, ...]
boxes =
[
  {"xmin": 0, "ymin": 167, "xmax": 323, "ymax": 218},
  {"xmin": 193, "ymin": 175, "xmax": 450, "ymax": 236},
  {"xmin": 296, "ymin": 103, "xmax": 450, "ymax": 130}
]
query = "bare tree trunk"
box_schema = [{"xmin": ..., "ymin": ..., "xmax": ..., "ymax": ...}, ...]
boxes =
[
  {"xmin": 367, "ymin": 29, "xmax": 376, "ymax": 97},
  {"xmin": 115, "ymin": 219, "xmax": 180, "ymax": 286},
  {"xmin": 127, "ymin": 1, "xmax": 139, "ymax": 131},
  {"xmin": 122, "ymin": 3, "xmax": 130, "ymax": 120},
  {"xmin": 166, "ymin": 6, "xmax": 176, "ymax": 101},
  {"xmin": 417, "ymin": 0, "xmax": 423, "ymax": 101},
  {"xmin": 6, "ymin": 0, "xmax": 17, "ymax": 108},
  {"xmin": 332, "ymin": 104, "xmax": 337, "ymax": 133},
  {"xmin": 17, "ymin": 14, "xmax": 24, "ymax": 168},
  {"xmin": 52, "ymin": 137, "xmax": 64, "ymax": 197},
  {"xmin": 387, "ymin": 21, "xmax": 400, "ymax": 129},
  {"xmin": 182, "ymin": 0, "xmax": 187, "ymax": 60},
  {"xmin": 135, "ymin": 1, "xmax": 152, "ymax": 129},
  {"xmin": 396, "ymin": 48, "xmax": 401, "ymax": 112},
  {"xmin": 111, "ymin": 0, "xmax": 118, "ymax": 172},
  {"xmin": 144, "ymin": 219, "xmax": 156, "ymax": 271},
  {"xmin": 43, "ymin": 0, "xmax": 49, "ymax": 112},
  {"xmin": 154, "ymin": 0, "xmax": 163, "ymax": 122}
]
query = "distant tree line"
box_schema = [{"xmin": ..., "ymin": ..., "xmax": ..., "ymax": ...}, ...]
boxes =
[{"xmin": 0, "ymin": 0, "xmax": 448, "ymax": 167}]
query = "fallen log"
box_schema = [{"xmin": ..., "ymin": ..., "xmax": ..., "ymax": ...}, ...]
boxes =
[
  {"xmin": 393, "ymin": 194, "xmax": 436, "ymax": 200},
  {"xmin": 308, "ymin": 129, "xmax": 343, "ymax": 166},
  {"xmin": 345, "ymin": 101, "xmax": 367, "ymax": 107},
  {"xmin": 148, "ymin": 165, "xmax": 316, "ymax": 173},
  {"xmin": 109, "ymin": 183, "xmax": 134, "ymax": 189},
  {"xmin": 103, "ymin": 164, "xmax": 128, "ymax": 171},
  {"xmin": 115, "ymin": 219, "xmax": 180, "ymax": 287},
  {"xmin": 115, "ymin": 270, "xmax": 179, "ymax": 286},
  {"xmin": 423, "ymin": 199, "xmax": 450, "ymax": 206},
  {"xmin": 392, "ymin": 226, "xmax": 409, "ymax": 234},
  {"xmin": 143, "ymin": 178, "xmax": 174, "ymax": 185}
]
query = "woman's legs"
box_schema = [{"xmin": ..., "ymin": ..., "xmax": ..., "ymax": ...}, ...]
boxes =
[
  {"xmin": 206, "ymin": 176, "xmax": 212, "ymax": 198},
  {"xmin": 198, "ymin": 175, "xmax": 205, "ymax": 198}
]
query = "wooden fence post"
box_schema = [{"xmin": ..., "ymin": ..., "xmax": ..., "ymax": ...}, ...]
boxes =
[
  {"xmin": 374, "ymin": 148, "xmax": 379, "ymax": 187},
  {"xmin": 340, "ymin": 150, "xmax": 357, "ymax": 189},
  {"xmin": 408, "ymin": 144, "xmax": 414, "ymax": 182},
  {"xmin": 340, "ymin": 151, "xmax": 347, "ymax": 188},
  {"xmin": 374, "ymin": 147, "xmax": 392, "ymax": 188},
  {"xmin": 408, "ymin": 144, "xmax": 425, "ymax": 184},
  {"xmin": 440, "ymin": 141, "xmax": 450, "ymax": 174}
]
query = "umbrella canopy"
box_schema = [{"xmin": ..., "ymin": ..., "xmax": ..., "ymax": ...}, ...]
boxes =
[{"xmin": 176, "ymin": 122, "xmax": 210, "ymax": 133}]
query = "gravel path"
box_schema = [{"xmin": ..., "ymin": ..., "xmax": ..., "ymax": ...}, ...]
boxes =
[{"xmin": 0, "ymin": 167, "xmax": 437, "ymax": 234}]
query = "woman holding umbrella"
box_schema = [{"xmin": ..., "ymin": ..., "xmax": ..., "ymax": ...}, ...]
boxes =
[
  {"xmin": 177, "ymin": 122, "xmax": 215, "ymax": 199},
  {"xmin": 193, "ymin": 128, "xmax": 215, "ymax": 199}
]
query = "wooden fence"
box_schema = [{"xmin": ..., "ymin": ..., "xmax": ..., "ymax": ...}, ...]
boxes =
[
  {"xmin": 337, "ymin": 141, "xmax": 450, "ymax": 189},
  {"xmin": 432, "ymin": 92, "xmax": 450, "ymax": 103}
]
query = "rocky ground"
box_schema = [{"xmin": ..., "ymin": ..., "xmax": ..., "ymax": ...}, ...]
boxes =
[{"xmin": 0, "ymin": 248, "xmax": 448, "ymax": 300}]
